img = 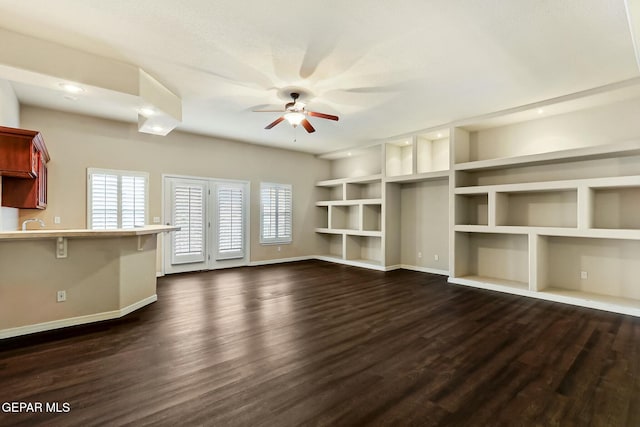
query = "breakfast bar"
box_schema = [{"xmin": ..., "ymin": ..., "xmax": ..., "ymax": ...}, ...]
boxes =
[{"xmin": 0, "ymin": 225, "xmax": 178, "ymax": 339}]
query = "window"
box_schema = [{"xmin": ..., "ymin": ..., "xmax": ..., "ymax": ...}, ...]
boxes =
[
  {"xmin": 260, "ymin": 182, "xmax": 292, "ymax": 244},
  {"xmin": 87, "ymin": 168, "xmax": 148, "ymax": 229}
]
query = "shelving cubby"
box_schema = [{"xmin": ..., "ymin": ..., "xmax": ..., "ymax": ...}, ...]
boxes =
[
  {"xmin": 451, "ymin": 231, "xmax": 530, "ymax": 292},
  {"xmin": 416, "ymin": 131, "xmax": 449, "ymax": 174},
  {"xmin": 330, "ymin": 205, "xmax": 360, "ymax": 231},
  {"xmin": 495, "ymin": 189, "xmax": 577, "ymax": 228},
  {"xmin": 535, "ymin": 235, "xmax": 640, "ymax": 315},
  {"xmin": 345, "ymin": 235, "xmax": 382, "ymax": 266},
  {"xmin": 454, "ymin": 194, "xmax": 488, "ymax": 226},
  {"xmin": 385, "ymin": 138, "xmax": 413, "ymax": 178},
  {"xmin": 591, "ymin": 185, "xmax": 640, "ymax": 230}
]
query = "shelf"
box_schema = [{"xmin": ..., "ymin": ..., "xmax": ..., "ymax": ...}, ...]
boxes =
[
  {"xmin": 454, "ymin": 225, "xmax": 531, "ymax": 234},
  {"xmin": 454, "ymin": 225, "xmax": 640, "ymax": 239},
  {"xmin": 538, "ymin": 289, "xmax": 640, "ymax": 317},
  {"xmin": 385, "ymin": 170, "xmax": 449, "ymax": 183},
  {"xmin": 314, "ymin": 255, "xmax": 385, "ymax": 271},
  {"xmin": 455, "ymin": 175, "xmax": 640, "ymax": 193},
  {"xmin": 449, "ymin": 275, "xmax": 530, "ymax": 292},
  {"xmin": 315, "ymin": 228, "xmax": 382, "ymax": 237},
  {"xmin": 454, "ymin": 140, "xmax": 640, "ymax": 172},
  {"xmin": 316, "ymin": 198, "xmax": 382, "ymax": 207},
  {"xmin": 316, "ymin": 174, "xmax": 382, "ymax": 187}
]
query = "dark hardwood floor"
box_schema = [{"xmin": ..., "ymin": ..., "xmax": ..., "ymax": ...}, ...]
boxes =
[{"xmin": 1, "ymin": 260, "xmax": 639, "ymax": 426}]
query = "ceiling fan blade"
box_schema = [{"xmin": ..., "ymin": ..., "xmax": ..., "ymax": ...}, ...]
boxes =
[
  {"xmin": 301, "ymin": 119, "xmax": 315, "ymax": 133},
  {"xmin": 265, "ymin": 117, "xmax": 285, "ymax": 129},
  {"xmin": 308, "ymin": 111, "xmax": 339, "ymax": 121}
]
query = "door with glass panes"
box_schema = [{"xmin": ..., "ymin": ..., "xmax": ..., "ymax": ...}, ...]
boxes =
[{"xmin": 163, "ymin": 176, "xmax": 249, "ymax": 274}]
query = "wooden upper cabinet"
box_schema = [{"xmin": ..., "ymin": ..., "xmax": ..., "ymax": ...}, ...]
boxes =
[{"xmin": 0, "ymin": 126, "xmax": 50, "ymax": 209}]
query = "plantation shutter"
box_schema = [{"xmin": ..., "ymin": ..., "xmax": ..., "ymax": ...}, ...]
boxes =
[
  {"xmin": 216, "ymin": 184, "xmax": 244, "ymax": 260},
  {"xmin": 121, "ymin": 175, "xmax": 146, "ymax": 228},
  {"xmin": 88, "ymin": 169, "xmax": 148, "ymax": 230},
  {"xmin": 90, "ymin": 173, "xmax": 119, "ymax": 230},
  {"xmin": 172, "ymin": 182, "xmax": 206, "ymax": 264},
  {"xmin": 260, "ymin": 183, "xmax": 292, "ymax": 244}
]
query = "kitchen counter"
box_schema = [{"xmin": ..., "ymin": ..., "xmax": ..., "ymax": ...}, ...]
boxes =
[
  {"xmin": 0, "ymin": 225, "xmax": 179, "ymax": 339},
  {"xmin": 0, "ymin": 224, "xmax": 177, "ymax": 240}
]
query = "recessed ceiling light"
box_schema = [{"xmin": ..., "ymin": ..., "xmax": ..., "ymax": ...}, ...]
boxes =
[
  {"xmin": 59, "ymin": 83, "xmax": 85, "ymax": 94},
  {"xmin": 347, "ymin": 152, "xmax": 352, "ymax": 157},
  {"xmin": 151, "ymin": 125, "xmax": 164, "ymax": 133},
  {"xmin": 405, "ymin": 141, "xmax": 410, "ymax": 145},
  {"xmin": 139, "ymin": 107, "xmax": 155, "ymax": 116},
  {"xmin": 437, "ymin": 133, "xmax": 442, "ymax": 138},
  {"xmin": 537, "ymin": 108, "xmax": 544, "ymax": 114}
]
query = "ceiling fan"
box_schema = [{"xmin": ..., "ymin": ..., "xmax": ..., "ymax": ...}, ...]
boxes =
[{"xmin": 254, "ymin": 92, "xmax": 339, "ymax": 133}]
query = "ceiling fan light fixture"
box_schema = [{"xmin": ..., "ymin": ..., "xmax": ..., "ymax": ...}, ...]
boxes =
[{"xmin": 284, "ymin": 112, "xmax": 305, "ymax": 127}]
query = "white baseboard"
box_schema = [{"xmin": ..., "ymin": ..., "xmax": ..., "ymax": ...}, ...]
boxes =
[
  {"xmin": 313, "ymin": 256, "xmax": 388, "ymax": 271},
  {"xmin": 156, "ymin": 271, "xmax": 164, "ymax": 278},
  {"xmin": 398, "ymin": 264, "xmax": 449, "ymax": 276},
  {"xmin": 249, "ymin": 256, "xmax": 313, "ymax": 266},
  {"xmin": 0, "ymin": 295, "xmax": 158, "ymax": 340}
]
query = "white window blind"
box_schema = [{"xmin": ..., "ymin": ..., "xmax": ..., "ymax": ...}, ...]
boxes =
[
  {"xmin": 172, "ymin": 182, "xmax": 206, "ymax": 264},
  {"xmin": 88, "ymin": 169, "xmax": 148, "ymax": 230},
  {"xmin": 216, "ymin": 185, "xmax": 244, "ymax": 260},
  {"xmin": 260, "ymin": 182, "xmax": 292, "ymax": 244}
]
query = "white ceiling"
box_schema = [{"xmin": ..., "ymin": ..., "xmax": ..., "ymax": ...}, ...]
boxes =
[{"xmin": 0, "ymin": 0, "xmax": 638, "ymax": 155}]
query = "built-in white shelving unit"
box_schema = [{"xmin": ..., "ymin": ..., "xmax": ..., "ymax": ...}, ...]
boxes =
[
  {"xmin": 317, "ymin": 80, "xmax": 640, "ymax": 317},
  {"xmin": 316, "ymin": 174, "xmax": 384, "ymax": 269},
  {"xmin": 316, "ymin": 130, "xmax": 451, "ymax": 274},
  {"xmin": 449, "ymin": 91, "xmax": 640, "ymax": 317}
]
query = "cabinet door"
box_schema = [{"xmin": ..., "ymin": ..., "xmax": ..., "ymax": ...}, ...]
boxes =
[
  {"xmin": 0, "ymin": 127, "xmax": 38, "ymax": 178},
  {"xmin": 1, "ymin": 151, "xmax": 47, "ymax": 209},
  {"xmin": 37, "ymin": 154, "xmax": 47, "ymax": 208}
]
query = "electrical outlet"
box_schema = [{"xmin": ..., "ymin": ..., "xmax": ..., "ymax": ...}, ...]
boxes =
[
  {"xmin": 54, "ymin": 216, "xmax": 61, "ymax": 224},
  {"xmin": 153, "ymin": 217, "xmax": 161, "ymax": 223},
  {"xmin": 417, "ymin": 252, "xmax": 422, "ymax": 258},
  {"xmin": 56, "ymin": 290, "xmax": 66, "ymax": 302},
  {"xmin": 434, "ymin": 254, "xmax": 439, "ymax": 261},
  {"xmin": 277, "ymin": 246, "xmax": 281, "ymax": 252},
  {"xmin": 580, "ymin": 271, "xmax": 588, "ymax": 280}
]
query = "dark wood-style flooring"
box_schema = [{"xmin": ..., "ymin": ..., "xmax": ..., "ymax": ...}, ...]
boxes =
[{"xmin": 1, "ymin": 260, "xmax": 639, "ymax": 426}]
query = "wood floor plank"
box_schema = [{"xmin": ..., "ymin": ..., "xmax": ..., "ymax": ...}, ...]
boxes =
[{"xmin": 1, "ymin": 260, "xmax": 640, "ymax": 426}]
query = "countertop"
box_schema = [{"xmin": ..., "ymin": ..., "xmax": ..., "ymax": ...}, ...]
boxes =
[{"xmin": 0, "ymin": 225, "xmax": 179, "ymax": 240}]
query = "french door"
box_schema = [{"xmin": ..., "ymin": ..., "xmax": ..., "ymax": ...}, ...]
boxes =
[{"xmin": 163, "ymin": 176, "xmax": 249, "ymax": 274}]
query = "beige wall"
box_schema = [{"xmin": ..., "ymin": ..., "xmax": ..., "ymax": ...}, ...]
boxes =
[
  {"xmin": 331, "ymin": 146, "xmax": 382, "ymax": 178},
  {"xmin": 0, "ymin": 235, "xmax": 158, "ymax": 334},
  {"xmin": 18, "ymin": 106, "xmax": 330, "ymax": 268},
  {"xmin": 0, "ymin": 79, "xmax": 20, "ymax": 231},
  {"xmin": 399, "ymin": 179, "xmax": 449, "ymax": 270}
]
